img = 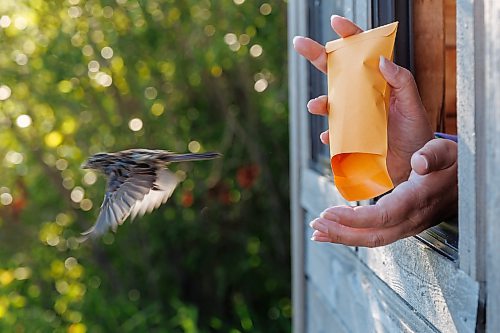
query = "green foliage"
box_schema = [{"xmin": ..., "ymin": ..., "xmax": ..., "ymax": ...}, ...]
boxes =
[{"xmin": 0, "ymin": 0, "xmax": 290, "ymax": 331}]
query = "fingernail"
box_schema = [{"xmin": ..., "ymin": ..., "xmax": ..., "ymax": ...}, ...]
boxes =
[
  {"xmin": 320, "ymin": 131, "xmax": 329, "ymax": 144},
  {"xmin": 310, "ymin": 219, "xmax": 329, "ymax": 234},
  {"xmin": 419, "ymin": 153, "xmax": 429, "ymax": 171},
  {"xmin": 292, "ymin": 36, "xmax": 302, "ymax": 47},
  {"xmin": 379, "ymin": 56, "xmax": 398, "ymax": 76},
  {"xmin": 331, "ymin": 15, "xmax": 343, "ymax": 22},
  {"xmin": 319, "ymin": 211, "xmax": 329, "ymax": 219},
  {"xmin": 307, "ymin": 96, "xmax": 321, "ymax": 110}
]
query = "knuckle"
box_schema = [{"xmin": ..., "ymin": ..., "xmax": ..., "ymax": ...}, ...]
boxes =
[
  {"xmin": 334, "ymin": 231, "xmax": 343, "ymax": 244},
  {"xmin": 367, "ymin": 233, "xmax": 386, "ymax": 248},
  {"xmin": 331, "ymin": 223, "xmax": 344, "ymax": 244},
  {"xmin": 378, "ymin": 208, "xmax": 391, "ymax": 227},
  {"xmin": 397, "ymin": 67, "xmax": 415, "ymax": 89}
]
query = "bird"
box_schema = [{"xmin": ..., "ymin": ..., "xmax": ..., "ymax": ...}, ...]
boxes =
[{"xmin": 80, "ymin": 149, "xmax": 221, "ymax": 238}]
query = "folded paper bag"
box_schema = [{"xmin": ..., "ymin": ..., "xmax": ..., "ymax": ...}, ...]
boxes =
[{"xmin": 326, "ymin": 22, "xmax": 398, "ymax": 201}]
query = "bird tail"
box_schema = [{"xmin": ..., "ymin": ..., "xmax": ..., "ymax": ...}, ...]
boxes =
[{"xmin": 161, "ymin": 152, "xmax": 222, "ymax": 163}]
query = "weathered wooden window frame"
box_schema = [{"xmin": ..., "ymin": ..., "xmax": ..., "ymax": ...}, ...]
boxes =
[{"xmin": 288, "ymin": 0, "xmax": 490, "ymax": 331}]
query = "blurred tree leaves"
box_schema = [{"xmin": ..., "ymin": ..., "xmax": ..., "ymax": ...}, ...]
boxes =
[{"xmin": 0, "ymin": 0, "xmax": 290, "ymax": 332}]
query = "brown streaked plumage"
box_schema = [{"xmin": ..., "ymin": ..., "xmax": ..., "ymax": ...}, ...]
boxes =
[{"xmin": 80, "ymin": 149, "xmax": 221, "ymax": 238}]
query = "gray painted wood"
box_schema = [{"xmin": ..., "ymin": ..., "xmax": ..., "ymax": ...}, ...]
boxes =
[
  {"xmin": 301, "ymin": 168, "xmax": 352, "ymax": 216},
  {"xmin": 479, "ymin": 1, "xmax": 500, "ymax": 332},
  {"xmin": 359, "ymin": 240, "xmax": 478, "ymax": 333},
  {"xmin": 306, "ymin": 282, "xmax": 350, "ymax": 333},
  {"xmin": 457, "ymin": 0, "xmax": 479, "ymax": 283},
  {"xmin": 288, "ymin": 0, "xmax": 309, "ymax": 332},
  {"xmin": 305, "ymin": 219, "xmax": 441, "ymax": 333}
]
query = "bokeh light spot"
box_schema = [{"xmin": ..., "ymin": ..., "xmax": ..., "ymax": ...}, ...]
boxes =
[
  {"xmin": 15, "ymin": 53, "xmax": 28, "ymax": 65},
  {"xmin": 16, "ymin": 114, "xmax": 32, "ymax": 128},
  {"xmin": 58, "ymin": 80, "xmax": 72, "ymax": 93},
  {"xmin": 95, "ymin": 72, "xmax": 112, "ymax": 87},
  {"xmin": 5, "ymin": 151, "xmax": 24, "ymax": 165},
  {"xmin": 83, "ymin": 171, "xmax": 97, "ymax": 185},
  {"xmin": 14, "ymin": 267, "xmax": 31, "ymax": 280},
  {"xmin": 144, "ymin": 86, "xmax": 157, "ymax": 100},
  {"xmin": 55, "ymin": 159, "xmax": 68, "ymax": 171},
  {"xmin": 128, "ymin": 118, "xmax": 143, "ymax": 132},
  {"xmin": 101, "ymin": 46, "xmax": 113, "ymax": 59},
  {"xmin": 80, "ymin": 199, "xmax": 93, "ymax": 211},
  {"xmin": 55, "ymin": 280, "xmax": 69, "ymax": 294},
  {"xmin": 14, "ymin": 17, "xmax": 28, "ymax": 30},
  {"xmin": 204, "ymin": 25, "xmax": 215, "ymax": 36},
  {"xmin": 250, "ymin": 44, "xmax": 263, "ymax": 57},
  {"xmin": 88, "ymin": 60, "xmax": 100, "ymax": 72},
  {"xmin": 0, "ymin": 193, "xmax": 13, "ymax": 206},
  {"xmin": 64, "ymin": 257, "xmax": 78, "ymax": 270},
  {"xmin": 0, "ymin": 270, "xmax": 14, "ymax": 285},
  {"xmin": 45, "ymin": 131, "xmax": 64, "ymax": 148},
  {"xmin": 260, "ymin": 3, "xmax": 272, "ymax": 15},
  {"xmin": 47, "ymin": 234, "xmax": 60, "ymax": 247},
  {"xmin": 224, "ymin": 33, "xmax": 237, "ymax": 45},
  {"xmin": 82, "ymin": 45, "xmax": 93, "ymax": 56},
  {"xmin": 70, "ymin": 187, "xmax": 85, "ymax": 203},
  {"xmin": 68, "ymin": 322, "xmax": 87, "ymax": 333},
  {"xmin": 0, "ymin": 85, "xmax": 11, "ymax": 100},
  {"xmin": 239, "ymin": 34, "xmax": 250, "ymax": 45},
  {"xmin": 68, "ymin": 6, "xmax": 83, "ymax": 18},
  {"xmin": 211, "ymin": 65, "xmax": 222, "ymax": 77},
  {"xmin": 103, "ymin": 6, "xmax": 114, "ymax": 18},
  {"xmin": 188, "ymin": 140, "xmax": 201, "ymax": 153},
  {"xmin": 151, "ymin": 102, "xmax": 164, "ymax": 116},
  {"xmin": 0, "ymin": 16, "xmax": 11, "ymax": 28},
  {"xmin": 254, "ymin": 78, "xmax": 268, "ymax": 92}
]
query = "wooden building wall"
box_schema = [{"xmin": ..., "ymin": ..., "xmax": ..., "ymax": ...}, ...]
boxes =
[{"xmin": 289, "ymin": 0, "xmax": 500, "ymax": 332}]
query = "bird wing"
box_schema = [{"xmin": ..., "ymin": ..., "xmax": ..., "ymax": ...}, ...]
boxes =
[{"xmin": 81, "ymin": 167, "xmax": 180, "ymax": 238}]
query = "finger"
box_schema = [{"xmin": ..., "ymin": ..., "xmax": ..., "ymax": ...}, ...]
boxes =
[
  {"xmin": 293, "ymin": 36, "xmax": 327, "ymax": 73},
  {"xmin": 311, "ymin": 217, "xmax": 408, "ymax": 247},
  {"xmin": 320, "ymin": 205, "xmax": 388, "ymax": 229},
  {"xmin": 320, "ymin": 130, "xmax": 330, "ymax": 144},
  {"xmin": 310, "ymin": 230, "xmax": 331, "ymax": 242},
  {"xmin": 330, "ymin": 15, "xmax": 364, "ymax": 37},
  {"xmin": 307, "ymin": 95, "xmax": 328, "ymax": 115},
  {"xmin": 379, "ymin": 56, "xmax": 426, "ymax": 112},
  {"xmin": 411, "ymin": 139, "xmax": 457, "ymax": 175},
  {"xmin": 320, "ymin": 181, "xmax": 420, "ymax": 229}
]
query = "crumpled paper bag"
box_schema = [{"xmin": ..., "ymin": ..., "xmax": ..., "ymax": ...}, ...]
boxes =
[{"xmin": 326, "ymin": 22, "xmax": 398, "ymax": 201}]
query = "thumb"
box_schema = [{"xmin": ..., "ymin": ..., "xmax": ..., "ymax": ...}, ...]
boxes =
[
  {"xmin": 410, "ymin": 139, "xmax": 458, "ymax": 175},
  {"xmin": 379, "ymin": 56, "xmax": 425, "ymax": 112}
]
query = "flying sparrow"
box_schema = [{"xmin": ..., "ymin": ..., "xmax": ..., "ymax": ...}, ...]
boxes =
[{"xmin": 80, "ymin": 149, "xmax": 221, "ymax": 238}]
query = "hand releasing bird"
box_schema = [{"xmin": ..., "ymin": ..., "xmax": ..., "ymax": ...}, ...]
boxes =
[{"xmin": 80, "ymin": 149, "xmax": 221, "ymax": 238}]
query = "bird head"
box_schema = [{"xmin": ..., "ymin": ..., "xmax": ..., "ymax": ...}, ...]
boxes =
[{"xmin": 81, "ymin": 153, "xmax": 111, "ymax": 170}]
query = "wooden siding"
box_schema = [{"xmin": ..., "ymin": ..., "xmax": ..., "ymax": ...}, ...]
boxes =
[{"xmin": 413, "ymin": 0, "xmax": 445, "ymax": 131}]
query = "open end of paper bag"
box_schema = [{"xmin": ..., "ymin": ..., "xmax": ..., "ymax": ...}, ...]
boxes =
[{"xmin": 331, "ymin": 153, "xmax": 393, "ymax": 201}]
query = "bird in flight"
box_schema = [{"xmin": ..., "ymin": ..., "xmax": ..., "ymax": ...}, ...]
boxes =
[{"xmin": 80, "ymin": 149, "xmax": 221, "ymax": 238}]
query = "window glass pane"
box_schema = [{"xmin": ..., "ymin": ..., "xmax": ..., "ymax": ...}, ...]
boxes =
[{"xmin": 308, "ymin": 1, "xmax": 344, "ymax": 173}]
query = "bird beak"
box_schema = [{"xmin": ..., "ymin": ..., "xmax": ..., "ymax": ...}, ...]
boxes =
[{"xmin": 81, "ymin": 161, "xmax": 89, "ymax": 169}]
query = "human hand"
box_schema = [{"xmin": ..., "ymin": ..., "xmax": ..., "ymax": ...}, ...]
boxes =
[
  {"xmin": 309, "ymin": 139, "xmax": 458, "ymax": 247},
  {"xmin": 293, "ymin": 15, "xmax": 435, "ymax": 185}
]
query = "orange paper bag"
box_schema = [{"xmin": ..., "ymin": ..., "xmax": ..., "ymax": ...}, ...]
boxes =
[{"xmin": 326, "ymin": 22, "xmax": 398, "ymax": 201}]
